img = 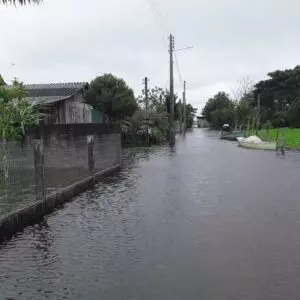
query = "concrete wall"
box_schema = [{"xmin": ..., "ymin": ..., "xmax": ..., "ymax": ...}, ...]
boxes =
[
  {"xmin": 0, "ymin": 129, "xmax": 121, "ymax": 242},
  {"xmin": 0, "ymin": 165, "xmax": 120, "ymax": 243}
]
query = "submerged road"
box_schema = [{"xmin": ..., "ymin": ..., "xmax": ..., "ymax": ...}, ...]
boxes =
[{"xmin": 1, "ymin": 129, "xmax": 300, "ymax": 300}]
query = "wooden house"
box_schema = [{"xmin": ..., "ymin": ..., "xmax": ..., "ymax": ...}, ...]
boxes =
[{"xmin": 25, "ymin": 82, "xmax": 92, "ymax": 124}]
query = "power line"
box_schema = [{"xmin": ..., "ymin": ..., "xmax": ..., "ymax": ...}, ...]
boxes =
[
  {"xmin": 144, "ymin": 0, "xmax": 185, "ymax": 93},
  {"xmin": 146, "ymin": 0, "xmax": 169, "ymax": 35},
  {"xmin": 4, "ymin": 63, "xmax": 15, "ymax": 77},
  {"xmin": 144, "ymin": 0, "xmax": 169, "ymax": 47},
  {"xmin": 146, "ymin": 0, "xmax": 183, "ymax": 87},
  {"xmin": 174, "ymin": 51, "xmax": 183, "ymax": 85}
]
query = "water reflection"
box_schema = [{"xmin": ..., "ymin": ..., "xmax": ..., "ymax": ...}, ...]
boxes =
[{"xmin": 1, "ymin": 129, "xmax": 300, "ymax": 300}]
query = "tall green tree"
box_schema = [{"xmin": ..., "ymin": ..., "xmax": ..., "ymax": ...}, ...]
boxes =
[
  {"xmin": 186, "ymin": 104, "xmax": 197, "ymax": 128},
  {"xmin": 138, "ymin": 86, "xmax": 168, "ymax": 113},
  {"xmin": 202, "ymin": 92, "xmax": 234, "ymax": 128},
  {"xmin": 235, "ymin": 99, "xmax": 252, "ymax": 129},
  {"xmin": 85, "ymin": 74, "xmax": 138, "ymax": 122},
  {"xmin": 254, "ymin": 65, "xmax": 300, "ymax": 126}
]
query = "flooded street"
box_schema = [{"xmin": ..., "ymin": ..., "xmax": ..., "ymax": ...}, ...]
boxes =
[{"xmin": 1, "ymin": 129, "xmax": 300, "ymax": 300}]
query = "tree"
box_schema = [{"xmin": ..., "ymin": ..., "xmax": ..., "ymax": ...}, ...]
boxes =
[
  {"xmin": 85, "ymin": 74, "xmax": 138, "ymax": 122},
  {"xmin": 231, "ymin": 77, "xmax": 254, "ymax": 103},
  {"xmin": 0, "ymin": 76, "xmax": 43, "ymax": 179},
  {"xmin": 138, "ymin": 86, "xmax": 168, "ymax": 113},
  {"xmin": 231, "ymin": 77, "xmax": 254, "ymax": 128},
  {"xmin": 202, "ymin": 92, "xmax": 234, "ymax": 128},
  {"xmin": 0, "ymin": 76, "xmax": 41, "ymax": 141},
  {"xmin": 286, "ymin": 101, "xmax": 300, "ymax": 128},
  {"xmin": 186, "ymin": 104, "xmax": 197, "ymax": 128},
  {"xmin": 254, "ymin": 66, "xmax": 300, "ymax": 126},
  {"xmin": 235, "ymin": 99, "xmax": 252, "ymax": 129},
  {"xmin": 0, "ymin": 0, "xmax": 41, "ymax": 5}
]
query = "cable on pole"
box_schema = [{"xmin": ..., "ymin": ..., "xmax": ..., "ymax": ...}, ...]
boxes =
[
  {"xmin": 174, "ymin": 51, "xmax": 183, "ymax": 85},
  {"xmin": 144, "ymin": 0, "xmax": 169, "ymax": 46}
]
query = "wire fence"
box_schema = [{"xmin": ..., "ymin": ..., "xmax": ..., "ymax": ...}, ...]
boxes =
[
  {"xmin": 0, "ymin": 142, "xmax": 35, "ymax": 218},
  {"xmin": 0, "ymin": 133, "xmax": 121, "ymax": 219}
]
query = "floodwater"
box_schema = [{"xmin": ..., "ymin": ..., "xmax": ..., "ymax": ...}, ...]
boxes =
[{"xmin": 1, "ymin": 129, "xmax": 300, "ymax": 300}]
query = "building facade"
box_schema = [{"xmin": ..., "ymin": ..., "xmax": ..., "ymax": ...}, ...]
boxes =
[{"xmin": 25, "ymin": 82, "xmax": 93, "ymax": 124}]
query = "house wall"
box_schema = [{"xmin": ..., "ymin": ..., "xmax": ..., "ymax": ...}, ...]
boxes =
[
  {"xmin": 64, "ymin": 93, "xmax": 92, "ymax": 124},
  {"xmin": 43, "ymin": 104, "xmax": 60, "ymax": 124},
  {"xmin": 41, "ymin": 92, "xmax": 92, "ymax": 125}
]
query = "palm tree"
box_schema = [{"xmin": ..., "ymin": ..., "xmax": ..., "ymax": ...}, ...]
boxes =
[{"xmin": 0, "ymin": 0, "xmax": 41, "ymax": 5}]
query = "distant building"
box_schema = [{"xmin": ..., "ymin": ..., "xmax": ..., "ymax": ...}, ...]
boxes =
[
  {"xmin": 24, "ymin": 82, "xmax": 93, "ymax": 124},
  {"xmin": 197, "ymin": 116, "xmax": 209, "ymax": 128}
]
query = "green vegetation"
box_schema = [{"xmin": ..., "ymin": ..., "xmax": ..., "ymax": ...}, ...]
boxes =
[
  {"xmin": 122, "ymin": 84, "xmax": 197, "ymax": 146},
  {"xmin": 202, "ymin": 92, "xmax": 235, "ymax": 128},
  {"xmin": 254, "ymin": 66, "xmax": 300, "ymax": 128},
  {"xmin": 202, "ymin": 66, "xmax": 300, "ymax": 148},
  {"xmin": 248, "ymin": 128, "xmax": 300, "ymax": 149},
  {"xmin": 138, "ymin": 86, "xmax": 168, "ymax": 114},
  {"xmin": 121, "ymin": 109, "xmax": 168, "ymax": 146},
  {"xmin": 185, "ymin": 104, "xmax": 197, "ymax": 128},
  {"xmin": 0, "ymin": 76, "xmax": 41, "ymax": 141},
  {"xmin": 85, "ymin": 74, "xmax": 138, "ymax": 123}
]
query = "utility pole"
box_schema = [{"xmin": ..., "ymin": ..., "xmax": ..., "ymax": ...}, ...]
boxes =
[
  {"xmin": 143, "ymin": 76, "xmax": 150, "ymax": 145},
  {"xmin": 183, "ymin": 80, "xmax": 187, "ymax": 132},
  {"xmin": 169, "ymin": 34, "xmax": 175, "ymax": 145},
  {"xmin": 143, "ymin": 77, "xmax": 149, "ymax": 120},
  {"xmin": 178, "ymin": 100, "xmax": 182, "ymax": 134}
]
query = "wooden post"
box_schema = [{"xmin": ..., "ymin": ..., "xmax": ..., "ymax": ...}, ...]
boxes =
[
  {"xmin": 256, "ymin": 93, "xmax": 261, "ymax": 134},
  {"xmin": 87, "ymin": 135, "xmax": 94, "ymax": 176},
  {"xmin": 276, "ymin": 128, "xmax": 280, "ymax": 150},
  {"xmin": 34, "ymin": 139, "xmax": 45, "ymax": 201},
  {"xmin": 282, "ymin": 128, "xmax": 286, "ymax": 152},
  {"xmin": 276, "ymin": 128, "xmax": 279, "ymax": 142}
]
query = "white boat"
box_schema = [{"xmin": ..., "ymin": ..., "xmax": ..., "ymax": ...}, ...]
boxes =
[{"xmin": 237, "ymin": 136, "xmax": 277, "ymax": 151}]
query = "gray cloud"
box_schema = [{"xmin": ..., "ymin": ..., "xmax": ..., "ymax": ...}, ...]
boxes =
[{"xmin": 1, "ymin": 0, "xmax": 300, "ymax": 113}]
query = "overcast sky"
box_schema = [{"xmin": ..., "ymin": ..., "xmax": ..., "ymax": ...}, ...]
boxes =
[{"xmin": 1, "ymin": 0, "xmax": 300, "ymax": 113}]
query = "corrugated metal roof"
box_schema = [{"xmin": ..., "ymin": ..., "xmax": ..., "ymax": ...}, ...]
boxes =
[
  {"xmin": 5, "ymin": 82, "xmax": 88, "ymax": 105},
  {"xmin": 27, "ymin": 96, "xmax": 68, "ymax": 105}
]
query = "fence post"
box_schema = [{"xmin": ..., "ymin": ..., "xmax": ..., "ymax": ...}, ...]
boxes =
[
  {"xmin": 87, "ymin": 135, "xmax": 94, "ymax": 176},
  {"xmin": 34, "ymin": 139, "xmax": 45, "ymax": 201}
]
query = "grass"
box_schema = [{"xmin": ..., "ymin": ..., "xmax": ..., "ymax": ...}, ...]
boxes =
[{"xmin": 247, "ymin": 128, "xmax": 300, "ymax": 149}]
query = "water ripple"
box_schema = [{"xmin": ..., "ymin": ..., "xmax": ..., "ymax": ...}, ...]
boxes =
[{"xmin": 1, "ymin": 130, "xmax": 300, "ymax": 299}]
